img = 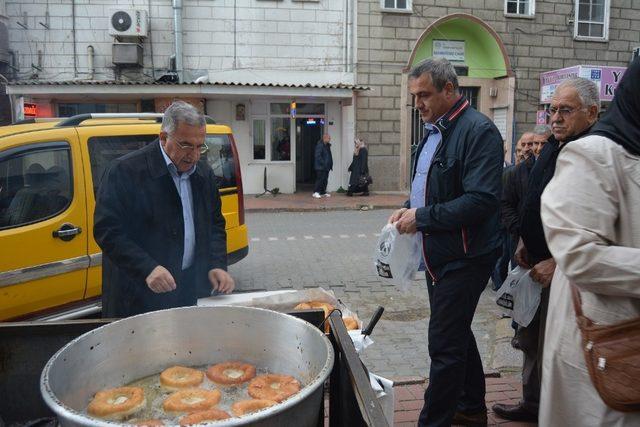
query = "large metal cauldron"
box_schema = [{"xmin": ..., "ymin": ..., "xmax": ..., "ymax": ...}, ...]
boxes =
[{"xmin": 41, "ymin": 306, "xmax": 334, "ymax": 426}]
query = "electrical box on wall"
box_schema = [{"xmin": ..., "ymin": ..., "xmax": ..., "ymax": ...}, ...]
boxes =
[
  {"xmin": 113, "ymin": 43, "xmax": 143, "ymax": 67},
  {"xmin": 109, "ymin": 9, "xmax": 149, "ymax": 38}
]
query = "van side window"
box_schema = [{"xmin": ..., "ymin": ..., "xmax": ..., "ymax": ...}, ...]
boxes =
[
  {"xmin": 0, "ymin": 145, "xmax": 72, "ymax": 229},
  {"xmin": 88, "ymin": 135, "xmax": 158, "ymax": 195},
  {"xmin": 203, "ymin": 134, "xmax": 237, "ymax": 189}
]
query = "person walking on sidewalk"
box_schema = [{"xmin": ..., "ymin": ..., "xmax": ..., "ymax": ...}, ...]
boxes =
[
  {"xmin": 389, "ymin": 57, "xmax": 503, "ymax": 427},
  {"xmin": 492, "ymin": 77, "xmax": 600, "ymax": 423},
  {"xmin": 312, "ymin": 133, "xmax": 333, "ymax": 199},
  {"xmin": 347, "ymin": 138, "xmax": 370, "ymax": 196}
]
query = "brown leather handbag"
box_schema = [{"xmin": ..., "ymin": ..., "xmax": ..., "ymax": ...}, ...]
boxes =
[{"xmin": 570, "ymin": 283, "xmax": 640, "ymax": 412}]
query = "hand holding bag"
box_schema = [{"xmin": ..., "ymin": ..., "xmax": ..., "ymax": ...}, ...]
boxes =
[
  {"xmin": 358, "ymin": 174, "xmax": 373, "ymax": 186},
  {"xmin": 570, "ymin": 282, "xmax": 640, "ymax": 412}
]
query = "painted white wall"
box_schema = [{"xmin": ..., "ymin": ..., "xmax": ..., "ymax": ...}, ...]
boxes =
[
  {"xmin": 6, "ymin": 0, "xmax": 352, "ymax": 83},
  {"xmin": 207, "ymin": 98, "xmax": 351, "ymax": 194}
]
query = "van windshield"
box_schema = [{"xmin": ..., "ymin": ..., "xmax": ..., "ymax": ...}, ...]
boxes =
[
  {"xmin": 202, "ymin": 134, "xmax": 236, "ymax": 189},
  {"xmin": 88, "ymin": 134, "xmax": 237, "ymax": 196}
]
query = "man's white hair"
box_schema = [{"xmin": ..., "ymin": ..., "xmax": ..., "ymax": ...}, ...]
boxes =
[
  {"xmin": 161, "ymin": 101, "xmax": 206, "ymax": 135},
  {"xmin": 555, "ymin": 78, "xmax": 600, "ymax": 111}
]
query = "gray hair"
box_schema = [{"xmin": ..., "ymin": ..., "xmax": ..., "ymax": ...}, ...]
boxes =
[
  {"xmin": 409, "ymin": 57, "xmax": 459, "ymax": 91},
  {"xmin": 555, "ymin": 77, "xmax": 600, "ymax": 110},
  {"xmin": 161, "ymin": 101, "xmax": 206, "ymax": 135},
  {"xmin": 532, "ymin": 124, "xmax": 551, "ymax": 136}
]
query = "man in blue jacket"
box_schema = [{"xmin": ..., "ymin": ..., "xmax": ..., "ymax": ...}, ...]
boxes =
[
  {"xmin": 313, "ymin": 133, "xmax": 333, "ymax": 198},
  {"xmin": 390, "ymin": 58, "xmax": 503, "ymax": 426}
]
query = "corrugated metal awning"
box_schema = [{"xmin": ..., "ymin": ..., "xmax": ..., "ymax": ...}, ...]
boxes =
[{"xmin": 6, "ymin": 79, "xmax": 368, "ymax": 100}]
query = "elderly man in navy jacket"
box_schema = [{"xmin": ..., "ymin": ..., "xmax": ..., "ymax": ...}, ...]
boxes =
[
  {"xmin": 94, "ymin": 101, "xmax": 234, "ymax": 318},
  {"xmin": 390, "ymin": 58, "xmax": 503, "ymax": 426}
]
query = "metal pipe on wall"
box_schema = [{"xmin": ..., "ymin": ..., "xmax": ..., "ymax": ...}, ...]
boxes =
[
  {"xmin": 71, "ymin": 0, "xmax": 77, "ymax": 77},
  {"xmin": 87, "ymin": 45, "xmax": 94, "ymax": 80},
  {"xmin": 343, "ymin": 0, "xmax": 348, "ymax": 72},
  {"xmin": 172, "ymin": 0, "xmax": 183, "ymax": 82}
]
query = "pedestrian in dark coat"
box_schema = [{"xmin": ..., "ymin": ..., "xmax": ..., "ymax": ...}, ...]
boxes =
[
  {"xmin": 312, "ymin": 133, "xmax": 333, "ymax": 198},
  {"xmin": 390, "ymin": 57, "xmax": 503, "ymax": 427},
  {"xmin": 347, "ymin": 138, "xmax": 370, "ymax": 196},
  {"xmin": 94, "ymin": 101, "xmax": 234, "ymax": 318}
]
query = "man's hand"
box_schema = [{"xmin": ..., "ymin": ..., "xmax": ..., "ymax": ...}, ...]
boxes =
[
  {"xmin": 530, "ymin": 258, "xmax": 556, "ymax": 288},
  {"xmin": 145, "ymin": 265, "xmax": 176, "ymax": 293},
  {"xmin": 388, "ymin": 208, "xmax": 407, "ymax": 224},
  {"xmin": 396, "ymin": 208, "xmax": 418, "ymax": 234},
  {"xmin": 514, "ymin": 238, "xmax": 531, "ymax": 269},
  {"xmin": 208, "ymin": 269, "xmax": 235, "ymax": 294}
]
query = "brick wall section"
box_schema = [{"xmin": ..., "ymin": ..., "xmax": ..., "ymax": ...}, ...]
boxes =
[
  {"xmin": 5, "ymin": 0, "xmax": 348, "ymax": 81},
  {"xmin": 357, "ymin": 0, "xmax": 640, "ymax": 190}
]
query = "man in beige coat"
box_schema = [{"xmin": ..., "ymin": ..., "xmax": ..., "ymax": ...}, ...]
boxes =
[{"xmin": 540, "ymin": 57, "xmax": 640, "ymax": 426}]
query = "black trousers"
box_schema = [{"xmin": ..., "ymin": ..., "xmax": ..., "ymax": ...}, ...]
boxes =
[
  {"xmin": 517, "ymin": 284, "xmax": 550, "ymax": 412},
  {"xmin": 418, "ymin": 261, "xmax": 494, "ymax": 427},
  {"xmin": 314, "ymin": 170, "xmax": 329, "ymax": 194}
]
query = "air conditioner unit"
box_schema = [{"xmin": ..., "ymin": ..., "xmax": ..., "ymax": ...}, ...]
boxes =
[{"xmin": 109, "ymin": 9, "xmax": 148, "ymax": 38}]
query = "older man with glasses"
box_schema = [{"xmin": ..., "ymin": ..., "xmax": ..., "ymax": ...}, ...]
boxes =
[
  {"xmin": 492, "ymin": 78, "xmax": 599, "ymax": 422},
  {"xmin": 94, "ymin": 101, "xmax": 234, "ymax": 318}
]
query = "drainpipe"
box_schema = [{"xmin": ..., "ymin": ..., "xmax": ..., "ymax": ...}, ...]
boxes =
[
  {"xmin": 172, "ymin": 0, "xmax": 183, "ymax": 83},
  {"xmin": 343, "ymin": 0, "xmax": 348, "ymax": 72},
  {"xmin": 87, "ymin": 45, "xmax": 94, "ymax": 80},
  {"xmin": 71, "ymin": 0, "xmax": 78, "ymax": 77}
]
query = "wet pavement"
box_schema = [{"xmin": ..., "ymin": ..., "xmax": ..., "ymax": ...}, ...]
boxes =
[{"xmin": 228, "ymin": 209, "xmax": 522, "ymax": 381}]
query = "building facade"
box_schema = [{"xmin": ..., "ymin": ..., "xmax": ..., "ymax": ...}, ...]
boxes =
[
  {"xmin": 356, "ymin": 0, "xmax": 639, "ymax": 190},
  {"xmin": 1, "ymin": 0, "xmax": 360, "ymax": 194},
  {"xmin": 2, "ymin": 0, "xmax": 639, "ymax": 192}
]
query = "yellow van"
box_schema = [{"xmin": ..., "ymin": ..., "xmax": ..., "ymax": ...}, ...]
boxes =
[{"xmin": 0, "ymin": 114, "xmax": 248, "ymax": 321}]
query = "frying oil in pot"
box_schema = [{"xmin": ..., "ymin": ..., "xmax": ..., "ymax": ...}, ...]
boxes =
[{"xmin": 89, "ymin": 366, "xmax": 292, "ymax": 424}]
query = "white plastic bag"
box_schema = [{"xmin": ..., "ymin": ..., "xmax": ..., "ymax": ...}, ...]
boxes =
[
  {"xmin": 369, "ymin": 373, "xmax": 395, "ymax": 426},
  {"xmin": 374, "ymin": 223, "xmax": 422, "ymax": 291},
  {"xmin": 512, "ymin": 272, "xmax": 542, "ymax": 327},
  {"xmin": 495, "ymin": 265, "xmax": 528, "ymax": 316}
]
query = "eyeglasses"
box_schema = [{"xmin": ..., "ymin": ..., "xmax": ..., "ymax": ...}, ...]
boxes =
[
  {"xmin": 176, "ymin": 141, "xmax": 209, "ymax": 155},
  {"xmin": 545, "ymin": 106, "xmax": 585, "ymax": 118}
]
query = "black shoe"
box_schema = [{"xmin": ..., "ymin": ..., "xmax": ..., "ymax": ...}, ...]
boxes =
[
  {"xmin": 452, "ymin": 409, "xmax": 487, "ymax": 426},
  {"xmin": 492, "ymin": 402, "xmax": 537, "ymax": 422},
  {"xmin": 346, "ymin": 191, "xmax": 353, "ymax": 197},
  {"xmin": 361, "ymin": 191, "xmax": 369, "ymax": 196}
]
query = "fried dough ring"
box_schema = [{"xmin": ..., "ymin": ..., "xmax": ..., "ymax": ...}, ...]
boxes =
[
  {"xmin": 342, "ymin": 316, "xmax": 359, "ymax": 330},
  {"xmin": 294, "ymin": 301, "xmax": 335, "ymax": 332},
  {"xmin": 135, "ymin": 419, "xmax": 164, "ymax": 426},
  {"xmin": 248, "ymin": 374, "xmax": 301, "ymax": 402},
  {"xmin": 231, "ymin": 399, "xmax": 277, "ymax": 417},
  {"xmin": 162, "ymin": 388, "xmax": 221, "ymax": 413},
  {"xmin": 206, "ymin": 361, "xmax": 256, "ymax": 386},
  {"xmin": 160, "ymin": 366, "xmax": 204, "ymax": 391},
  {"xmin": 87, "ymin": 386, "xmax": 145, "ymax": 420},
  {"xmin": 179, "ymin": 409, "xmax": 231, "ymax": 426}
]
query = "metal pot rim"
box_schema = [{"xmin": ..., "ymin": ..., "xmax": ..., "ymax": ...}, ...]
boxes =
[{"xmin": 40, "ymin": 306, "xmax": 334, "ymax": 426}]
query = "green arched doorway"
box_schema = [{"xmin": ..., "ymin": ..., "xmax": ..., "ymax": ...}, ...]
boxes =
[{"xmin": 399, "ymin": 14, "xmax": 516, "ymax": 189}]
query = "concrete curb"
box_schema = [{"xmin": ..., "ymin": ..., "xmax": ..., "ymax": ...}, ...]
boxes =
[{"xmin": 245, "ymin": 204, "xmax": 398, "ymax": 213}]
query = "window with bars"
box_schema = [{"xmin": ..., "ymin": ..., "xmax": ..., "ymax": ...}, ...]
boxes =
[
  {"xmin": 505, "ymin": 0, "xmax": 534, "ymax": 16},
  {"xmin": 381, "ymin": 0, "xmax": 412, "ymax": 12},
  {"xmin": 575, "ymin": 0, "xmax": 609, "ymax": 40}
]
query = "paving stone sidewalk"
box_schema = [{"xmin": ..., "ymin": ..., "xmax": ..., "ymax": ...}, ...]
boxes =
[
  {"xmin": 244, "ymin": 191, "xmax": 408, "ymax": 212},
  {"xmin": 393, "ymin": 376, "xmax": 536, "ymax": 426}
]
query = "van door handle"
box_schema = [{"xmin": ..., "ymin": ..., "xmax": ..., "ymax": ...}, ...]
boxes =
[{"xmin": 53, "ymin": 223, "xmax": 82, "ymax": 242}]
